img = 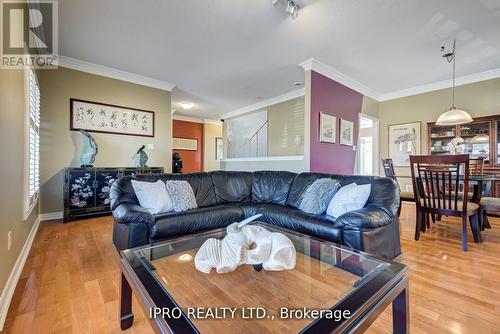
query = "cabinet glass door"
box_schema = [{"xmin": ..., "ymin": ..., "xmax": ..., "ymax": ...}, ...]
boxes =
[
  {"xmin": 460, "ymin": 122, "xmax": 490, "ymax": 163},
  {"xmin": 429, "ymin": 126, "xmax": 456, "ymax": 155}
]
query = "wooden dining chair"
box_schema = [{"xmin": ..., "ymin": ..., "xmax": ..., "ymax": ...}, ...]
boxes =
[
  {"xmin": 410, "ymin": 154, "xmax": 482, "ymax": 251},
  {"xmin": 457, "ymin": 157, "xmax": 484, "ymax": 201},
  {"xmin": 382, "ymin": 158, "xmax": 415, "ymax": 216}
]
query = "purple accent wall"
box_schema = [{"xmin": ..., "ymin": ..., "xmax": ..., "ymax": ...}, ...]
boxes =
[{"xmin": 310, "ymin": 71, "xmax": 363, "ymax": 174}]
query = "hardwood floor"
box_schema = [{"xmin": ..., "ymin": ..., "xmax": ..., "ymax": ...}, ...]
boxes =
[{"xmin": 2, "ymin": 203, "xmax": 500, "ymax": 333}]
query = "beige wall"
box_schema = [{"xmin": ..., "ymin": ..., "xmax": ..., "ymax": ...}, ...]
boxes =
[
  {"xmin": 378, "ymin": 78, "xmax": 500, "ymax": 189},
  {"xmin": 203, "ymin": 123, "xmax": 223, "ymax": 171},
  {"xmin": 267, "ymin": 97, "xmax": 305, "ymax": 156},
  {"xmin": 220, "ymin": 158, "xmax": 308, "ymax": 172},
  {"xmin": 222, "ymin": 95, "xmax": 309, "ymax": 172},
  {"xmin": 39, "ymin": 67, "xmax": 172, "ymax": 214},
  {"xmin": 361, "ymin": 96, "xmax": 380, "ymax": 118},
  {"xmin": 0, "ymin": 69, "xmax": 39, "ymax": 298},
  {"xmin": 224, "ymin": 96, "xmax": 305, "ymax": 157}
]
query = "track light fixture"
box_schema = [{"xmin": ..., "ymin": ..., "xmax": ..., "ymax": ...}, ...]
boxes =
[{"xmin": 272, "ymin": 0, "xmax": 299, "ymax": 19}]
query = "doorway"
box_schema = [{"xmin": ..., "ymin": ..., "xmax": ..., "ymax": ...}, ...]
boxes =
[{"xmin": 357, "ymin": 114, "xmax": 379, "ymax": 176}]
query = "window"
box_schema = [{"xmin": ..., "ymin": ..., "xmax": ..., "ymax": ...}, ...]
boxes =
[{"xmin": 25, "ymin": 68, "xmax": 40, "ymax": 217}]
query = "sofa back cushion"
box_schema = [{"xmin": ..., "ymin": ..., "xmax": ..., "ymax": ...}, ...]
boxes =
[
  {"xmin": 252, "ymin": 171, "xmax": 297, "ymax": 205},
  {"xmin": 174, "ymin": 173, "xmax": 217, "ymax": 208},
  {"xmin": 336, "ymin": 175, "xmax": 399, "ymax": 217},
  {"xmin": 210, "ymin": 171, "xmax": 252, "ymax": 203},
  {"xmin": 110, "ymin": 172, "xmax": 216, "ymax": 210}
]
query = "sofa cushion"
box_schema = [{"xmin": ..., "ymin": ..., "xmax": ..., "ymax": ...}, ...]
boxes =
[
  {"xmin": 252, "ymin": 171, "xmax": 297, "ymax": 205},
  {"xmin": 150, "ymin": 204, "xmax": 245, "ymax": 240},
  {"xmin": 256, "ymin": 204, "xmax": 342, "ymax": 244},
  {"xmin": 210, "ymin": 171, "xmax": 252, "ymax": 203},
  {"xmin": 287, "ymin": 173, "xmax": 340, "ymax": 209},
  {"xmin": 299, "ymin": 178, "xmax": 341, "ymax": 214},
  {"xmin": 131, "ymin": 179, "xmax": 173, "ymax": 214},
  {"xmin": 110, "ymin": 172, "xmax": 217, "ymax": 210},
  {"xmin": 159, "ymin": 173, "xmax": 216, "ymax": 208},
  {"xmin": 166, "ymin": 180, "xmax": 198, "ymax": 212}
]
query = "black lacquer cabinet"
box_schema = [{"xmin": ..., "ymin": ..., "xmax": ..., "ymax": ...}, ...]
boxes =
[{"xmin": 64, "ymin": 167, "xmax": 163, "ymax": 222}]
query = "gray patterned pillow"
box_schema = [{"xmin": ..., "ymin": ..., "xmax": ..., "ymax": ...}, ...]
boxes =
[
  {"xmin": 299, "ymin": 178, "xmax": 341, "ymax": 215},
  {"xmin": 166, "ymin": 180, "xmax": 198, "ymax": 212}
]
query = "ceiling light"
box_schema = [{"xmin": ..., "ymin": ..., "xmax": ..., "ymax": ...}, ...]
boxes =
[
  {"xmin": 436, "ymin": 108, "xmax": 473, "ymax": 126},
  {"xmin": 286, "ymin": 0, "xmax": 299, "ymax": 19},
  {"xmin": 272, "ymin": 0, "xmax": 299, "ymax": 19},
  {"xmin": 179, "ymin": 102, "xmax": 194, "ymax": 110},
  {"xmin": 435, "ymin": 40, "xmax": 473, "ymax": 126},
  {"xmin": 470, "ymin": 134, "xmax": 489, "ymax": 143}
]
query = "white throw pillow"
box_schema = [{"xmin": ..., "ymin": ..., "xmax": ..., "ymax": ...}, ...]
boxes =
[
  {"xmin": 131, "ymin": 180, "xmax": 173, "ymax": 214},
  {"xmin": 326, "ymin": 183, "xmax": 371, "ymax": 219}
]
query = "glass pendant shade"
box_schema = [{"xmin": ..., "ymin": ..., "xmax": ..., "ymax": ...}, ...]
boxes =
[{"xmin": 435, "ymin": 107, "xmax": 473, "ymax": 126}]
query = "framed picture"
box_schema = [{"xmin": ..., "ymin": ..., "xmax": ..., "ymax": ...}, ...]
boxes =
[
  {"xmin": 172, "ymin": 137, "xmax": 198, "ymax": 151},
  {"xmin": 215, "ymin": 137, "xmax": 223, "ymax": 160},
  {"xmin": 339, "ymin": 118, "xmax": 354, "ymax": 146},
  {"xmin": 70, "ymin": 98, "xmax": 154, "ymax": 137},
  {"xmin": 319, "ymin": 112, "xmax": 336, "ymax": 143},
  {"xmin": 388, "ymin": 122, "xmax": 421, "ymax": 166}
]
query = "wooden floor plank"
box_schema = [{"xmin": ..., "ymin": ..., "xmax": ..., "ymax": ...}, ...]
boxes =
[{"xmin": 2, "ymin": 203, "xmax": 500, "ymax": 333}]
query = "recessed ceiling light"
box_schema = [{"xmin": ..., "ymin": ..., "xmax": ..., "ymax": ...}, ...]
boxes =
[{"xmin": 179, "ymin": 102, "xmax": 194, "ymax": 110}]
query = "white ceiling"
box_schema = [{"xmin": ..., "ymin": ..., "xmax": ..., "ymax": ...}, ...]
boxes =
[{"xmin": 58, "ymin": 0, "xmax": 500, "ymax": 119}]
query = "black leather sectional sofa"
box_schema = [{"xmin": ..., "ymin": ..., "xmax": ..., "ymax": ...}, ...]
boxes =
[{"xmin": 110, "ymin": 171, "xmax": 401, "ymax": 259}]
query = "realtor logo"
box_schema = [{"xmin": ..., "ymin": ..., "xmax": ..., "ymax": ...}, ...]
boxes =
[{"xmin": 1, "ymin": 0, "xmax": 58, "ymax": 68}]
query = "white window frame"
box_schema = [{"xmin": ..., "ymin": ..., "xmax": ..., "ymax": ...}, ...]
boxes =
[{"xmin": 23, "ymin": 67, "xmax": 41, "ymax": 219}]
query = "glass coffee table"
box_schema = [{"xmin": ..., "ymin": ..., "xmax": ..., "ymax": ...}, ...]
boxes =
[{"xmin": 119, "ymin": 223, "xmax": 408, "ymax": 333}]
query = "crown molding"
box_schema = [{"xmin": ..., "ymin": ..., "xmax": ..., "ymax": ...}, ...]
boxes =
[
  {"xmin": 378, "ymin": 67, "xmax": 500, "ymax": 101},
  {"xmin": 299, "ymin": 58, "xmax": 381, "ymax": 100},
  {"xmin": 58, "ymin": 56, "xmax": 176, "ymax": 92},
  {"xmin": 221, "ymin": 88, "xmax": 305, "ymax": 120},
  {"xmin": 172, "ymin": 114, "xmax": 222, "ymax": 126}
]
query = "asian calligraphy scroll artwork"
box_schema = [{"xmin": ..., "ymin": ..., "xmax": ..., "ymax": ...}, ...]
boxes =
[{"xmin": 70, "ymin": 98, "xmax": 155, "ymax": 137}]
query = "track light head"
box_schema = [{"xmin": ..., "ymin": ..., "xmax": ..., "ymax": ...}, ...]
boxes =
[
  {"xmin": 285, "ymin": 0, "xmax": 299, "ymax": 19},
  {"xmin": 272, "ymin": 0, "xmax": 299, "ymax": 18}
]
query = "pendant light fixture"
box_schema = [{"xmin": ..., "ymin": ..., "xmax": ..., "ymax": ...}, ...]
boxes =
[{"xmin": 435, "ymin": 40, "xmax": 473, "ymax": 126}]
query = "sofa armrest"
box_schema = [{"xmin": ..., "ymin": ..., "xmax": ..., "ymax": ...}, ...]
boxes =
[
  {"xmin": 112, "ymin": 203, "xmax": 154, "ymax": 226},
  {"xmin": 335, "ymin": 207, "xmax": 394, "ymax": 230}
]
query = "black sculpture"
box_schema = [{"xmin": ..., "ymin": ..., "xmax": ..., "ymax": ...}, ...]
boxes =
[{"xmin": 172, "ymin": 152, "xmax": 183, "ymax": 173}]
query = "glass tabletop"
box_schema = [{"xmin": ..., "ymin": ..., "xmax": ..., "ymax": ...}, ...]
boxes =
[{"xmin": 122, "ymin": 222, "xmax": 407, "ymax": 333}]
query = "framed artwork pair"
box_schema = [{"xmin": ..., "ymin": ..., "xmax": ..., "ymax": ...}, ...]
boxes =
[{"xmin": 319, "ymin": 112, "xmax": 354, "ymax": 146}]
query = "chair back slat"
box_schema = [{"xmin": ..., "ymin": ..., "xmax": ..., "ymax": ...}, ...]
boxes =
[
  {"xmin": 382, "ymin": 158, "xmax": 397, "ymax": 181},
  {"xmin": 410, "ymin": 154, "xmax": 470, "ymax": 216}
]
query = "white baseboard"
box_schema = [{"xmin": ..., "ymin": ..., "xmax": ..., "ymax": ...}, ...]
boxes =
[
  {"xmin": 39, "ymin": 211, "xmax": 63, "ymax": 221},
  {"xmin": 0, "ymin": 216, "xmax": 40, "ymax": 331}
]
